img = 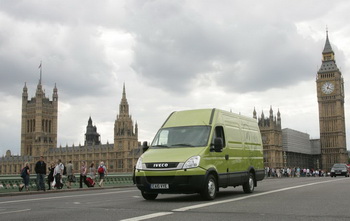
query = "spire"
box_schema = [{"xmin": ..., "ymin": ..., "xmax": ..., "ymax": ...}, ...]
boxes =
[
  {"xmin": 23, "ymin": 82, "xmax": 28, "ymax": 93},
  {"xmin": 38, "ymin": 61, "xmax": 42, "ymax": 85},
  {"xmin": 319, "ymin": 29, "xmax": 338, "ymax": 73},
  {"xmin": 323, "ymin": 29, "xmax": 333, "ymax": 54},
  {"xmin": 22, "ymin": 82, "xmax": 28, "ymax": 100},
  {"xmin": 119, "ymin": 83, "xmax": 129, "ymax": 116},
  {"xmin": 88, "ymin": 116, "xmax": 93, "ymax": 126},
  {"xmin": 53, "ymin": 83, "xmax": 58, "ymax": 101},
  {"xmin": 253, "ymin": 107, "xmax": 257, "ymax": 119},
  {"xmin": 122, "ymin": 82, "xmax": 126, "ymax": 99},
  {"xmin": 269, "ymin": 106, "xmax": 273, "ymax": 119}
]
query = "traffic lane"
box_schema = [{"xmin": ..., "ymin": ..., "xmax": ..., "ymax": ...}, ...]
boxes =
[
  {"xmin": 0, "ymin": 178, "xmax": 347, "ymax": 221},
  {"xmin": 0, "ymin": 188, "xmax": 143, "ymax": 221},
  {"xmin": 144, "ymin": 177, "xmax": 350, "ymax": 221}
]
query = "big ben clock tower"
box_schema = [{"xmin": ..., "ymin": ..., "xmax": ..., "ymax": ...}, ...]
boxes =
[{"xmin": 316, "ymin": 31, "xmax": 348, "ymax": 171}]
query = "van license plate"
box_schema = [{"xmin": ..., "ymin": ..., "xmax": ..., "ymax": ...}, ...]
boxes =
[{"xmin": 151, "ymin": 184, "xmax": 169, "ymax": 189}]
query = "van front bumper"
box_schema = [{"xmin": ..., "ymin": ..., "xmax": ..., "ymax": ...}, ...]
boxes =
[{"xmin": 135, "ymin": 169, "xmax": 206, "ymax": 194}]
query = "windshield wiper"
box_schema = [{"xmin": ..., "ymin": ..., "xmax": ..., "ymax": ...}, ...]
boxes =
[{"xmin": 171, "ymin": 143, "xmax": 194, "ymax": 147}]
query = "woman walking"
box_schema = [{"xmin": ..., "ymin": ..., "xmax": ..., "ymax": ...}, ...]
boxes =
[
  {"xmin": 80, "ymin": 161, "xmax": 87, "ymax": 188},
  {"xmin": 19, "ymin": 162, "xmax": 30, "ymax": 192},
  {"xmin": 89, "ymin": 162, "xmax": 96, "ymax": 182},
  {"xmin": 47, "ymin": 162, "xmax": 55, "ymax": 190}
]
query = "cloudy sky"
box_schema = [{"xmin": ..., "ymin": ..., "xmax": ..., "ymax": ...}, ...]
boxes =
[{"xmin": 1, "ymin": 0, "xmax": 350, "ymax": 156}]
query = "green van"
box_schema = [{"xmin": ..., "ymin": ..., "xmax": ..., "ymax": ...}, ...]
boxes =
[{"xmin": 135, "ymin": 108, "xmax": 265, "ymax": 200}]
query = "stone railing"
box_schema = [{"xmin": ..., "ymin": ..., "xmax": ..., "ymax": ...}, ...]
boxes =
[{"xmin": 0, "ymin": 173, "xmax": 134, "ymax": 193}]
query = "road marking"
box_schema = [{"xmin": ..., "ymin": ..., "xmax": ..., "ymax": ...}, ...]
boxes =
[
  {"xmin": 173, "ymin": 178, "xmax": 343, "ymax": 212},
  {"xmin": 0, "ymin": 209, "xmax": 31, "ymax": 215},
  {"xmin": 124, "ymin": 178, "xmax": 344, "ymax": 220},
  {"xmin": 0, "ymin": 189, "xmax": 138, "ymax": 205},
  {"xmin": 120, "ymin": 212, "xmax": 174, "ymax": 221}
]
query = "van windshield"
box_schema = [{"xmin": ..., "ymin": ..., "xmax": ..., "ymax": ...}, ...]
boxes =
[
  {"xmin": 151, "ymin": 126, "xmax": 211, "ymax": 148},
  {"xmin": 332, "ymin": 164, "xmax": 347, "ymax": 169}
]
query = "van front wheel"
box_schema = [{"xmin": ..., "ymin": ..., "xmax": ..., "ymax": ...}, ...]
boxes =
[
  {"xmin": 243, "ymin": 172, "xmax": 255, "ymax": 193},
  {"xmin": 200, "ymin": 174, "xmax": 217, "ymax": 200},
  {"xmin": 141, "ymin": 191, "xmax": 158, "ymax": 200}
]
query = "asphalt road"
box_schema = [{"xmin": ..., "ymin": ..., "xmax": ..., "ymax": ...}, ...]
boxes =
[{"xmin": 0, "ymin": 177, "xmax": 349, "ymax": 221}]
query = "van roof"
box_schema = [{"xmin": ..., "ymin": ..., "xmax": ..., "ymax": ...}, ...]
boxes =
[{"xmin": 162, "ymin": 108, "xmax": 255, "ymax": 128}]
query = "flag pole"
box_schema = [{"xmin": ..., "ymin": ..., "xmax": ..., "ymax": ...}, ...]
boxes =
[{"xmin": 39, "ymin": 61, "xmax": 42, "ymax": 84}]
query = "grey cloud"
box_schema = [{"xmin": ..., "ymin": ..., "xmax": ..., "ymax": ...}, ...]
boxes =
[{"xmin": 125, "ymin": 1, "xmax": 326, "ymax": 94}]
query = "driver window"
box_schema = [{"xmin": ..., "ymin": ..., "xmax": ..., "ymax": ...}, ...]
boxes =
[{"xmin": 213, "ymin": 126, "xmax": 226, "ymax": 147}]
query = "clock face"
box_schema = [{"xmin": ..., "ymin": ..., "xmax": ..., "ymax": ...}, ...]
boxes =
[{"xmin": 322, "ymin": 82, "xmax": 334, "ymax": 94}]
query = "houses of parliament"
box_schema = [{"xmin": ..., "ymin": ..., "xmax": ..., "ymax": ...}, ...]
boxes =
[
  {"xmin": 0, "ymin": 32, "xmax": 349, "ymax": 174},
  {"xmin": 0, "ymin": 81, "xmax": 141, "ymax": 174}
]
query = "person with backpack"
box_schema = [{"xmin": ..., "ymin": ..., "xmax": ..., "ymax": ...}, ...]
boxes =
[
  {"xmin": 19, "ymin": 162, "xmax": 30, "ymax": 192},
  {"xmin": 34, "ymin": 156, "xmax": 46, "ymax": 191},
  {"xmin": 98, "ymin": 161, "xmax": 107, "ymax": 187},
  {"xmin": 53, "ymin": 159, "xmax": 64, "ymax": 189}
]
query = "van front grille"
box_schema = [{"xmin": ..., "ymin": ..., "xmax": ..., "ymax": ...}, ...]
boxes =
[
  {"xmin": 146, "ymin": 176, "xmax": 175, "ymax": 183},
  {"xmin": 145, "ymin": 162, "xmax": 179, "ymax": 169}
]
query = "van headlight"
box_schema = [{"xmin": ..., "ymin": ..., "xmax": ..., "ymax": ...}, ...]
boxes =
[
  {"xmin": 136, "ymin": 158, "xmax": 143, "ymax": 170},
  {"xmin": 183, "ymin": 156, "xmax": 200, "ymax": 169}
]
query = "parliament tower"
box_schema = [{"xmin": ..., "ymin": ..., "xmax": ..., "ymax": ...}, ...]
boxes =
[
  {"xmin": 316, "ymin": 31, "xmax": 348, "ymax": 170},
  {"xmin": 21, "ymin": 78, "xmax": 58, "ymax": 159},
  {"xmin": 254, "ymin": 107, "xmax": 283, "ymax": 168},
  {"xmin": 114, "ymin": 84, "xmax": 139, "ymax": 172}
]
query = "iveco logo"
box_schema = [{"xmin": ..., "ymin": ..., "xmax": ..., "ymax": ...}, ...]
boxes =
[{"xmin": 153, "ymin": 163, "xmax": 169, "ymax": 168}]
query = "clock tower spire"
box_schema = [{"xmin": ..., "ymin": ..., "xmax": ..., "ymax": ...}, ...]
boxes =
[{"xmin": 316, "ymin": 30, "xmax": 347, "ymax": 171}]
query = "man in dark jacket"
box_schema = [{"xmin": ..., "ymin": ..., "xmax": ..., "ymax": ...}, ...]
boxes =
[{"xmin": 35, "ymin": 156, "xmax": 47, "ymax": 191}]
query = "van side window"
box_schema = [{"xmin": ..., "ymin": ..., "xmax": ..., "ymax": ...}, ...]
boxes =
[{"xmin": 213, "ymin": 126, "xmax": 226, "ymax": 147}]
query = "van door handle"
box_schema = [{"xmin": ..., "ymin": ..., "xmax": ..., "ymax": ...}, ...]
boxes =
[{"xmin": 225, "ymin": 155, "xmax": 229, "ymax": 160}]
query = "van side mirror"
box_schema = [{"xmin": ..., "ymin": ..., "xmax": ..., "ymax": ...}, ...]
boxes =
[
  {"xmin": 142, "ymin": 141, "xmax": 149, "ymax": 153},
  {"xmin": 213, "ymin": 137, "xmax": 223, "ymax": 152}
]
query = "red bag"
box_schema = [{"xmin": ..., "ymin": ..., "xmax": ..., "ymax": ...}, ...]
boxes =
[
  {"xmin": 98, "ymin": 166, "xmax": 104, "ymax": 174},
  {"xmin": 86, "ymin": 177, "xmax": 95, "ymax": 187}
]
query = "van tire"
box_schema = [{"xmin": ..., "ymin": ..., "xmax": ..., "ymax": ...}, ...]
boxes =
[
  {"xmin": 243, "ymin": 172, "xmax": 255, "ymax": 193},
  {"xmin": 141, "ymin": 191, "xmax": 158, "ymax": 200},
  {"xmin": 200, "ymin": 174, "xmax": 217, "ymax": 200}
]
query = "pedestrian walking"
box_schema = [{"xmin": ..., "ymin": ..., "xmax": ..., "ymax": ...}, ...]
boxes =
[
  {"xmin": 47, "ymin": 161, "xmax": 55, "ymax": 190},
  {"xmin": 19, "ymin": 162, "xmax": 30, "ymax": 192},
  {"xmin": 66, "ymin": 160, "xmax": 74, "ymax": 189},
  {"xmin": 80, "ymin": 161, "xmax": 87, "ymax": 188},
  {"xmin": 34, "ymin": 156, "xmax": 46, "ymax": 191},
  {"xmin": 54, "ymin": 159, "xmax": 64, "ymax": 189},
  {"xmin": 98, "ymin": 161, "xmax": 107, "ymax": 187},
  {"xmin": 89, "ymin": 162, "xmax": 96, "ymax": 182}
]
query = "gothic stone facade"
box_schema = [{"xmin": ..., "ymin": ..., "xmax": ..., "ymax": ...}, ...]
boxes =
[
  {"xmin": 0, "ymin": 82, "xmax": 141, "ymax": 174},
  {"xmin": 254, "ymin": 107, "xmax": 283, "ymax": 169},
  {"xmin": 316, "ymin": 32, "xmax": 348, "ymax": 170}
]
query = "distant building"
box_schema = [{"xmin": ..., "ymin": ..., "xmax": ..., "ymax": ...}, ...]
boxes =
[
  {"xmin": 254, "ymin": 108, "xmax": 322, "ymax": 169},
  {"xmin": 0, "ymin": 79, "xmax": 141, "ymax": 174},
  {"xmin": 282, "ymin": 128, "xmax": 321, "ymax": 169},
  {"xmin": 21, "ymin": 80, "xmax": 58, "ymax": 158},
  {"xmin": 316, "ymin": 31, "xmax": 348, "ymax": 170},
  {"xmin": 85, "ymin": 116, "xmax": 101, "ymax": 146},
  {"xmin": 254, "ymin": 107, "xmax": 283, "ymax": 168}
]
